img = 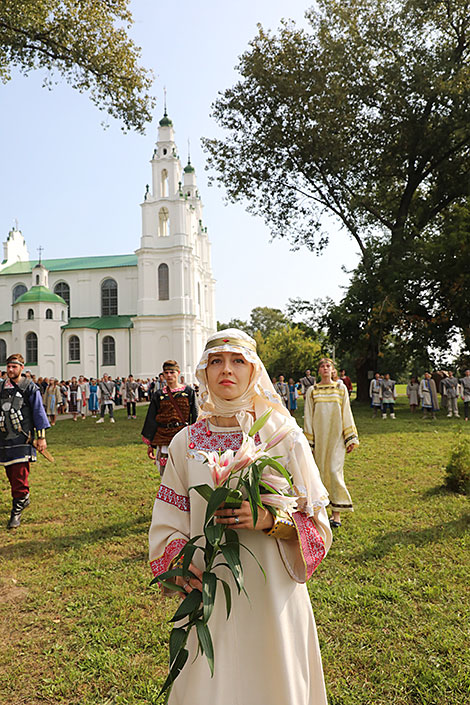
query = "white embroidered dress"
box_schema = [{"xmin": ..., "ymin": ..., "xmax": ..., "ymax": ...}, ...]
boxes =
[{"xmin": 149, "ymin": 418, "xmax": 331, "ymax": 705}]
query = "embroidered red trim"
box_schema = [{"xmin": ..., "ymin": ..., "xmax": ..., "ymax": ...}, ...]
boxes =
[
  {"xmin": 156, "ymin": 484, "xmax": 190, "ymax": 512},
  {"xmin": 150, "ymin": 538, "xmax": 187, "ymax": 577},
  {"xmin": 188, "ymin": 419, "xmax": 260, "ymax": 452},
  {"xmin": 292, "ymin": 512, "xmax": 325, "ymax": 580}
]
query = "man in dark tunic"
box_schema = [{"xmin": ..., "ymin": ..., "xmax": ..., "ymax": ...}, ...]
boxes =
[
  {"xmin": 142, "ymin": 360, "xmax": 198, "ymax": 475},
  {"xmin": 0, "ymin": 353, "xmax": 50, "ymax": 529}
]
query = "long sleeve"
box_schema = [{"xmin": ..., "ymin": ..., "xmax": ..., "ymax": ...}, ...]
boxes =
[
  {"xmin": 149, "ymin": 433, "xmax": 190, "ymax": 578},
  {"xmin": 341, "ymin": 389, "xmax": 359, "ymax": 449},
  {"xmin": 303, "ymin": 386, "xmax": 315, "ymax": 446},
  {"xmin": 187, "ymin": 386, "xmax": 199, "ymax": 424},
  {"xmin": 141, "ymin": 393, "xmax": 160, "ymax": 445}
]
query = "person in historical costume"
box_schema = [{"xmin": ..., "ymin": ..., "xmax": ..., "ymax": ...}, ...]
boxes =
[
  {"xmin": 0, "ymin": 353, "xmax": 50, "ymax": 529},
  {"xmin": 287, "ymin": 377, "xmax": 298, "ymax": 414},
  {"xmin": 406, "ymin": 376, "xmax": 420, "ymax": 413},
  {"xmin": 369, "ymin": 372, "xmax": 382, "ymax": 417},
  {"xmin": 77, "ymin": 375, "xmax": 88, "ymax": 419},
  {"xmin": 88, "ymin": 379, "xmax": 99, "ymax": 417},
  {"xmin": 442, "ymin": 372, "xmax": 460, "ymax": 418},
  {"xmin": 96, "ymin": 374, "xmax": 116, "ymax": 423},
  {"xmin": 142, "ymin": 360, "xmax": 198, "ymax": 474},
  {"xmin": 43, "ymin": 378, "xmax": 62, "ymax": 426},
  {"xmin": 300, "ymin": 369, "xmax": 316, "ymax": 396},
  {"xmin": 274, "ymin": 374, "xmax": 289, "ymax": 407},
  {"xmin": 68, "ymin": 376, "xmax": 80, "ymax": 421},
  {"xmin": 148, "ymin": 330, "xmax": 332, "ymax": 705},
  {"xmin": 59, "ymin": 381, "xmax": 68, "ymax": 414},
  {"xmin": 339, "ymin": 369, "xmax": 353, "ymax": 396},
  {"xmin": 124, "ymin": 374, "xmax": 139, "ymax": 419},
  {"xmin": 304, "ymin": 358, "xmax": 359, "ymax": 529},
  {"xmin": 381, "ymin": 373, "xmax": 397, "ymax": 418},
  {"xmin": 419, "ymin": 372, "xmax": 439, "ymax": 419},
  {"xmin": 460, "ymin": 370, "xmax": 470, "ymax": 421}
]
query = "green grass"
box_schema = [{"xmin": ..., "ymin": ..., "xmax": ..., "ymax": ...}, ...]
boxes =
[{"xmin": 1, "ymin": 400, "xmax": 469, "ymax": 704}]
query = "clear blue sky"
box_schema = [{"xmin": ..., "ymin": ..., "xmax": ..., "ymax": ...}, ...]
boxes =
[{"xmin": 0, "ymin": 0, "xmax": 359, "ymax": 323}]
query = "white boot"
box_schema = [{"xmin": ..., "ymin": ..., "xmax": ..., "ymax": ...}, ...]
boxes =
[
  {"xmin": 391, "ymin": 413, "xmax": 396, "ymax": 419},
  {"xmin": 382, "ymin": 413, "xmax": 387, "ymax": 419}
]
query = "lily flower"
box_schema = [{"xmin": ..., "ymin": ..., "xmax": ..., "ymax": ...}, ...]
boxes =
[
  {"xmin": 199, "ymin": 449, "xmax": 236, "ymax": 486},
  {"xmin": 261, "ymin": 472, "xmax": 290, "ymax": 493},
  {"xmin": 231, "ymin": 434, "xmax": 266, "ymax": 472},
  {"xmin": 262, "ymin": 424, "xmax": 291, "ymax": 452},
  {"xmin": 262, "ymin": 493, "xmax": 298, "ymax": 512}
]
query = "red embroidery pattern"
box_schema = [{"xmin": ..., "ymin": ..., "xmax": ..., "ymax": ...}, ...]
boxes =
[
  {"xmin": 292, "ymin": 512, "xmax": 326, "ymax": 580},
  {"xmin": 157, "ymin": 484, "xmax": 190, "ymax": 512},
  {"xmin": 150, "ymin": 538, "xmax": 187, "ymax": 577},
  {"xmin": 188, "ymin": 419, "xmax": 260, "ymax": 452}
]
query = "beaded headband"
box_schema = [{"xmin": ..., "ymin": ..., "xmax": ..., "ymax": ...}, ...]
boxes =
[{"xmin": 204, "ymin": 336, "xmax": 257, "ymax": 353}]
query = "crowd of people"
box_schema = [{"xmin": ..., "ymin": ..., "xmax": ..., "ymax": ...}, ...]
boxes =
[
  {"xmin": 272, "ymin": 368, "xmax": 353, "ymax": 414},
  {"xmin": 370, "ymin": 370, "xmax": 470, "ymax": 420}
]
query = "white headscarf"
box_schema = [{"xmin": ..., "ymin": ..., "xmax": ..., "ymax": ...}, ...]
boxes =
[{"xmin": 196, "ymin": 329, "xmax": 329, "ymax": 514}]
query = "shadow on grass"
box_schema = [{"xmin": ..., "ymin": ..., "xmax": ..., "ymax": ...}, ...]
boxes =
[
  {"xmin": 0, "ymin": 514, "xmax": 149, "ymax": 561},
  {"xmin": 357, "ymin": 511, "xmax": 470, "ymax": 561}
]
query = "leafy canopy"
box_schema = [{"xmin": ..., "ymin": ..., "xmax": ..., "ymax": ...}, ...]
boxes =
[{"xmin": 0, "ymin": 0, "xmax": 155, "ymax": 131}]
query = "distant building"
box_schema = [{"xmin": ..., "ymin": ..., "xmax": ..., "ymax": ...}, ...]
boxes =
[{"xmin": 0, "ymin": 113, "xmax": 216, "ymax": 380}]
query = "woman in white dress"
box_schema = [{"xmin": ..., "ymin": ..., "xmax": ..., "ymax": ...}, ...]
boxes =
[{"xmin": 149, "ymin": 329, "xmax": 332, "ymax": 705}]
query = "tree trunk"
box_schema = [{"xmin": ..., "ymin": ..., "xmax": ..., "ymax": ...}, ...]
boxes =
[{"xmin": 355, "ymin": 355, "xmax": 378, "ymax": 402}]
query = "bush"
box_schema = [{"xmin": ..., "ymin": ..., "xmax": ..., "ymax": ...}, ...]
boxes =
[{"xmin": 444, "ymin": 432, "xmax": 470, "ymax": 495}]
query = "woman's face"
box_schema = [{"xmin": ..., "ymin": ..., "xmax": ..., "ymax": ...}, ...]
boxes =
[
  {"xmin": 206, "ymin": 351, "xmax": 253, "ymax": 400},
  {"xmin": 319, "ymin": 361, "xmax": 332, "ymax": 379}
]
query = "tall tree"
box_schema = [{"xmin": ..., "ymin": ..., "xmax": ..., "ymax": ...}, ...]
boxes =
[
  {"xmin": 0, "ymin": 0, "xmax": 155, "ymax": 131},
  {"xmin": 204, "ymin": 0, "xmax": 470, "ymax": 399}
]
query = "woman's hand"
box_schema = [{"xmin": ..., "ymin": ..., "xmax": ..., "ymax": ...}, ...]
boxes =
[
  {"xmin": 214, "ymin": 500, "xmax": 274, "ymax": 532},
  {"xmin": 174, "ymin": 563, "xmax": 203, "ymax": 595},
  {"xmin": 146, "ymin": 445, "xmax": 156, "ymax": 461}
]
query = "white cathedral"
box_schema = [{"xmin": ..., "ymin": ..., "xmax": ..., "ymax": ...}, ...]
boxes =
[{"xmin": 0, "ymin": 112, "xmax": 216, "ymax": 381}]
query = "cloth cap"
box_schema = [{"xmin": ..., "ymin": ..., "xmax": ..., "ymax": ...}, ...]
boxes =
[{"xmin": 6, "ymin": 353, "xmax": 24, "ymax": 366}]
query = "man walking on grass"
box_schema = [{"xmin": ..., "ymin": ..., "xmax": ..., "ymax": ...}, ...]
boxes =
[
  {"xmin": 96, "ymin": 373, "xmax": 116, "ymax": 423},
  {"xmin": 0, "ymin": 354, "xmax": 50, "ymax": 529}
]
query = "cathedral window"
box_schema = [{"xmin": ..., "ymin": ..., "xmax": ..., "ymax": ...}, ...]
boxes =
[
  {"xmin": 158, "ymin": 207, "xmax": 170, "ymax": 237},
  {"xmin": 12, "ymin": 284, "xmax": 27, "ymax": 303},
  {"xmin": 0, "ymin": 339, "xmax": 6, "ymax": 364},
  {"xmin": 69, "ymin": 335, "xmax": 80, "ymax": 362},
  {"xmin": 54, "ymin": 282, "xmax": 70, "ymax": 313},
  {"xmin": 101, "ymin": 278, "xmax": 118, "ymax": 316},
  {"xmin": 45, "ymin": 308, "xmax": 53, "ymax": 319},
  {"xmin": 27, "ymin": 308, "xmax": 34, "ymax": 320},
  {"xmin": 26, "ymin": 332, "xmax": 38, "ymax": 365},
  {"xmin": 36, "ymin": 275, "xmax": 40, "ymax": 285},
  {"xmin": 102, "ymin": 336, "xmax": 115, "ymax": 365},
  {"xmin": 158, "ymin": 263, "xmax": 169, "ymax": 300},
  {"xmin": 163, "ymin": 148, "xmax": 167, "ymax": 155},
  {"xmin": 161, "ymin": 169, "xmax": 169, "ymax": 197}
]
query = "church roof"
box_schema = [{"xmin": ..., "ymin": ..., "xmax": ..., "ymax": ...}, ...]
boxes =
[
  {"xmin": 0, "ymin": 254, "xmax": 137, "ymax": 275},
  {"xmin": 0, "ymin": 321, "xmax": 12, "ymax": 332},
  {"xmin": 62, "ymin": 315, "xmax": 134, "ymax": 330},
  {"xmin": 15, "ymin": 286, "xmax": 67, "ymax": 305}
]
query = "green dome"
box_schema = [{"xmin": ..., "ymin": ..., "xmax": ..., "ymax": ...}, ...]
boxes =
[
  {"xmin": 184, "ymin": 161, "xmax": 195, "ymax": 174},
  {"xmin": 14, "ymin": 285, "xmax": 67, "ymax": 305},
  {"xmin": 159, "ymin": 113, "xmax": 173, "ymax": 127}
]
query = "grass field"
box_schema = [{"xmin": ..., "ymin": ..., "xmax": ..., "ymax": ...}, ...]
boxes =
[{"xmin": 1, "ymin": 397, "xmax": 469, "ymax": 705}]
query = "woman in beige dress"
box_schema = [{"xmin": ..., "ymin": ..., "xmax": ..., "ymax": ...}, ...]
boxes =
[{"xmin": 149, "ymin": 329, "xmax": 332, "ymax": 705}]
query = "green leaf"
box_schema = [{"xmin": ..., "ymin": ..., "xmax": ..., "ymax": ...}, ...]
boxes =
[
  {"xmin": 196, "ymin": 620, "xmax": 215, "ymax": 676},
  {"xmin": 190, "ymin": 484, "xmax": 213, "ymax": 502},
  {"xmin": 202, "ymin": 571, "xmax": 217, "ymax": 624},
  {"xmin": 218, "ymin": 578, "xmax": 232, "ymax": 619},
  {"xmin": 223, "ymin": 489, "xmax": 243, "ymax": 508},
  {"xmin": 157, "ymin": 647, "xmax": 189, "ymax": 701},
  {"xmin": 154, "ymin": 579, "xmax": 185, "ymax": 594},
  {"xmin": 169, "ymin": 589, "xmax": 202, "ymax": 622},
  {"xmin": 262, "ymin": 457, "xmax": 293, "ymax": 486},
  {"xmin": 205, "ymin": 486, "xmax": 230, "ymax": 524},
  {"xmin": 220, "ymin": 544, "xmax": 244, "ymax": 592},
  {"xmin": 205, "ymin": 522, "xmax": 224, "ymax": 546},
  {"xmin": 248, "ymin": 408, "xmax": 272, "ymax": 436},
  {"xmin": 182, "ymin": 543, "xmax": 198, "ymax": 576},
  {"xmin": 247, "ymin": 484, "xmax": 259, "ymax": 528},
  {"xmin": 169, "ymin": 627, "xmax": 188, "ymax": 666}
]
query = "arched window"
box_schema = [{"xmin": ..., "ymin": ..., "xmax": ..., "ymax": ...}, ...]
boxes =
[
  {"xmin": 101, "ymin": 278, "xmax": 118, "ymax": 316},
  {"xmin": 158, "ymin": 207, "xmax": 170, "ymax": 237},
  {"xmin": 45, "ymin": 308, "xmax": 53, "ymax": 319},
  {"xmin": 161, "ymin": 169, "xmax": 168, "ymax": 197},
  {"xmin": 69, "ymin": 335, "xmax": 80, "ymax": 362},
  {"xmin": 26, "ymin": 332, "xmax": 38, "ymax": 365},
  {"xmin": 15, "ymin": 311, "xmax": 19, "ymax": 321},
  {"xmin": 102, "ymin": 336, "xmax": 115, "ymax": 365},
  {"xmin": 27, "ymin": 308, "xmax": 34, "ymax": 320},
  {"xmin": 35, "ymin": 274, "xmax": 40, "ymax": 285},
  {"xmin": 158, "ymin": 263, "xmax": 169, "ymax": 300},
  {"xmin": 0, "ymin": 339, "xmax": 6, "ymax": 364},
  {"xmin": 61, "ymin": 310, "xmax": 65, "ymax": 321},
  {"xmin": 54, "ymin": 282, "xmax": 70, "ymax": 313},
  {"xmin": 12, "ymin": 284, "xmax": 27, "ymax": 303}
]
